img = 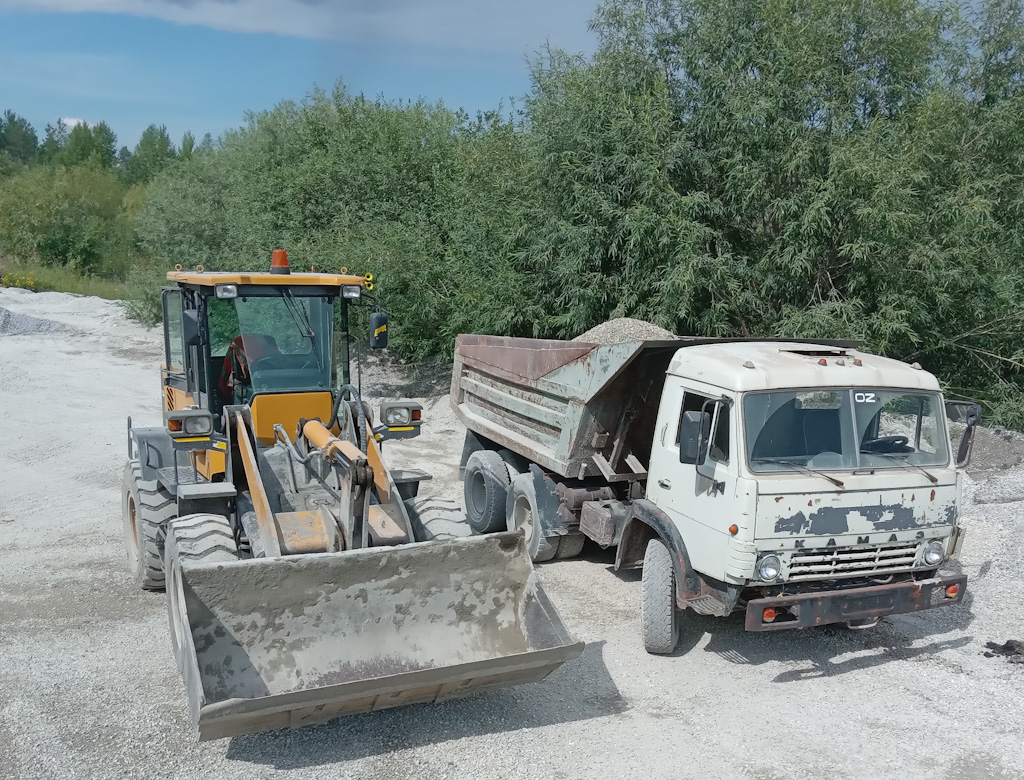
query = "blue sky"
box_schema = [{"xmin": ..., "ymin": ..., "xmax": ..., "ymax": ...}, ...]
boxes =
[{"xmin": 0, "ymin": 0, "xmax": 598, "ymax": 151}]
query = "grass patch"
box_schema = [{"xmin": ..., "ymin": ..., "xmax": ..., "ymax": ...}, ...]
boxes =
[{"xmin": 0, "ymin": 260, "xmax": 130, "ymax": 300}]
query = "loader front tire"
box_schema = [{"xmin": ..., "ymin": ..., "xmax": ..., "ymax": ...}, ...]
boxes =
[
  {"xmin": 464, "ymin": 450, "xmax": 511, "ymax": 534},
  {"xmin": 641, "ymin": 538, "xmax": 679, "ymax": 654},
  {"xmin": 405, "ymin": 496, "xmax": 471, "ymax": 541},
  {"xmin": 164, "ymin": 514, "xmax": 238, "ymax": 671},
  {"xmin": 122, "ymin": 459, "xmax": 176, "ymax": 591},
  {"xmin": 507, "ymin": 474, "xmax": 558, "ymax": 563}
]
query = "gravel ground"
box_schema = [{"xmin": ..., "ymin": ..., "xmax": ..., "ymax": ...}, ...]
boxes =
[{"xmin": 1, "ymin": 290, "xmax": 1022, "ymax": 780}]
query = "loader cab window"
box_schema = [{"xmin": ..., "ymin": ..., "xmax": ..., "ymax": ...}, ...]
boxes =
[
  {"xmin": 161, "ymin": 288, "xmax": 185, "ymax": 374},
  {"xmin": 207, "ymin": 290, "xmax": 334, "ymax": 405}
]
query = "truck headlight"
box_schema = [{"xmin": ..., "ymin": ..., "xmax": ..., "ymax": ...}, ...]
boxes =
[
  {"xmin": 758, "ymin": 555, "xmax": 782, "ymax": 581},
  {"xmin": 923, "ymin": 540, "xmax": 944, "ymax": 566},
  {"xmin": 385, "ymin": 407, "xmax": 411, "ymax": 426}
]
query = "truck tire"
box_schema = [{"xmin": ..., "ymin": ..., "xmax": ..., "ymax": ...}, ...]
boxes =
[
  {"xmin": 122, "ymin": 459, "xmax": 176, "ymax": 591},
  {"xmin": 641, "ymin": 538, "xmax": 679, "ymax": 654},
  {"xmin": 556, "ymin": 532, "xmax": 586, "ymax": 559},
  {"xmin": 405, "ymin": 496, "xmax": 472, "ymax": 541},
  {"xmin": 507, "ymin": 474, "xmax": 558, "ymax": 563},
  {"xmin": 497, "ymin": 448, "xmax": 530, "ymax": 479},
  {"xmin": 163, "ymin": 514, "xmax": 238, "ymax": 671},
  {"xmin": 464, "ymin": 450, "xmax": 510, "ymax": 534}
]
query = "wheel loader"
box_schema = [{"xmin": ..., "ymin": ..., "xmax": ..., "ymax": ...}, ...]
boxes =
[{"xmin": 120, "ymin": 250, "xmax": 582, "ymax": 741}]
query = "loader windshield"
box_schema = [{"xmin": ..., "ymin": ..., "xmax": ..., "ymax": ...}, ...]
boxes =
[
  {"xmin": 744, "ymin": 388, "xmax": 949, "ymax": 473},
  {"xmin": 209, "ymin": 290, "xmax": 333, "ymax": 403}
]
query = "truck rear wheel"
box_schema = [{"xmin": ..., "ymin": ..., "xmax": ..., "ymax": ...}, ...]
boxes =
[
  {"xmin": 164, "ymin": 514, "xmax": 239, "ymax": 671},
  {"xmin": 464, "ymin": 450, "xmax": 510, "ymax": 534},
  {"xmin": 507, "ymin": 474, "xmax": 558, "ymax": 562},
  {"xmin": 122, "ymin": 459, "xmax": 176, "ymax": 591},
  {"xmin": 641, "ymin": 538, "xmax": 679, "ymax": 654}
]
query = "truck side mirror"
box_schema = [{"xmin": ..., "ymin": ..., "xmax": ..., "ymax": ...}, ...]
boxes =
[
  {"xmin": 948, "ymin": 401, "xmax": 982, "ymax": 467},
  {"xmin": 182, "ymin": 309, "xmax": 202, "ymax": 347},
  {"xmin": 369, "ymin": 312, "xmax": 388, "ymax": 350},
  {"xmin": 679, "ymin": 410, "xmax": 711, "ymax": 465}
]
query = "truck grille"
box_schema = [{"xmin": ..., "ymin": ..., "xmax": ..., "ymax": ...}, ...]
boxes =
[{"xmin": 787, "ymin": 542, "xmax": 920, "ymax": 581}]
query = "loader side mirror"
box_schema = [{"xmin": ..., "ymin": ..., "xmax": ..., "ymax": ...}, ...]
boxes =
[
  {"xmin": 679, "ymin": 410, "xmax": 711, "ymax": 465},
  {"xmin": 182, "ymin": 309, "xmax": 202, "ymax": 347},
  {"xmin": 369, "ymin": 311, "xmax": 388, "ymax": 350}
]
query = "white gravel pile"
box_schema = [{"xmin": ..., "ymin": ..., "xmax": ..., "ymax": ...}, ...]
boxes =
[
  {"xmin": 0, "ymin": 306, "xmax": 69, "ymax": 336},
  {"xmin": 573, "ymin": 317, "xmax": 678, "ymax": 344}
]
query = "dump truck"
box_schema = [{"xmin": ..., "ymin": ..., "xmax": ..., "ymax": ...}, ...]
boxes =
[
  {"xmin": 451, "ymin": 334, "xmax": 980, "ymax": 653},
  {"xmin": 121, "ymin": 252, "xmax": 582, "ymax": 740}
]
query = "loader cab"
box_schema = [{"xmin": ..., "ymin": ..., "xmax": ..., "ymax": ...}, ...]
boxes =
[{"xmin": 161, "ymin": 255, "xmax": 376, "ymax": 448}]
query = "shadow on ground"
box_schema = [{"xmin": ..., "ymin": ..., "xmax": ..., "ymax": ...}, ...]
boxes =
[{"xmin": 224, "ymin": 640, "xmax": 625, "ymax": 769}]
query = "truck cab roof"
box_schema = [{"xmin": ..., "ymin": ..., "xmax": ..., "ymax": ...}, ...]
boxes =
[{"xmin": 667, "ymin": 341, "xmax": 941, "ymax": 393}]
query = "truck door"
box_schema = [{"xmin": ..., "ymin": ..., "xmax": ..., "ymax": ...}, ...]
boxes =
[{"xmin": 646, "ymin": 382, "xmax": 735, "ymax": 576}]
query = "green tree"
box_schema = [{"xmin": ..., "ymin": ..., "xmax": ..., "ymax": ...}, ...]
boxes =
[
  {"xmin": 38, "ymin": 119, "xmax": 69, "ymax": 164},
  {"xmin": 125, "ymin": 124, "xmax": 176, "ymax": 185},
  {"xmin": 0, "ymin": 110, "xmax": 38, "ymax": 163}
]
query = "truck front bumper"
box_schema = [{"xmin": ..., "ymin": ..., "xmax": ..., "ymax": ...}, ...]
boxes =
[{"xmin": 743, "ymin": 573, "xmax": 967, "ymax": 632}]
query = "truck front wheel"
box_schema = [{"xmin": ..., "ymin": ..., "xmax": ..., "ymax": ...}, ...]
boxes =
[{"xmin": 641, "ymin": 538, "xmax": 679, "ymax": 654}]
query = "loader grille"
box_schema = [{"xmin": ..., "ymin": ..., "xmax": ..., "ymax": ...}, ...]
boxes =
[{"xmin": 787, "ymin": 542, "xmax": 920, "ymax": 581}]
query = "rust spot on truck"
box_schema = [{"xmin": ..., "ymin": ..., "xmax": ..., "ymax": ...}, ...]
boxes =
[{"xmin": 774, "ymin": 504, "xmax": 921, "ymax": 535}]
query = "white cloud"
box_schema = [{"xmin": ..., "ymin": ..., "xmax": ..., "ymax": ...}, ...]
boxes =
[
  {"xmin": 0, "ymin": 0, "xmax": 597, "ymax": 55},
  {"xmin": 61, "ymin": 116, "xmax": 87, "ymax": 126}
]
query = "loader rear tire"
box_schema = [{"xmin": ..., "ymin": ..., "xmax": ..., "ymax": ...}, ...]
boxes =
[
  {"xmin": 464, "ymin": 450, "xmax": 510, "ymax": 534},
  {"xmin": 164, "ymin": 514, "xmax": 238, "ymax": 672},
  {"xmin": 641, "ymin": 538, "xmax": 679, "ymax": 654},
  {"xmin": 405, "ymin": 496, "xmax": 472, "ymax": 541},
  {"xmin": 122, "ymin": 459, "xmax": 176, "ymax": 591},
  {"xmin": 507, "ymin": 474, "xmax": 558, "ymax": 563}
]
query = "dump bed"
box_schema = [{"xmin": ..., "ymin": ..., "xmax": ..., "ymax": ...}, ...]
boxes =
[{"xmin": 452, "ymin": 335, "xmax": 682, "ymax": 480}]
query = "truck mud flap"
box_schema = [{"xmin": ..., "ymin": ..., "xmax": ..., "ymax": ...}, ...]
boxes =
[
  {"xmin": 744, "ymin": 574, "xmax": 968, "ymax": 631},
  {"xmin": 169, "ymin": 532, "xmax": 583, "ymax": 741}
]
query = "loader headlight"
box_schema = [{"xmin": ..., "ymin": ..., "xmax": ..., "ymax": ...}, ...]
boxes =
[
  {"xmin": 758, "ymin": 555, "xmax": 782, "ymax": 582},
  {"xmin": 923, "ymin": 540, "xmax": 945, "ymax": 566},
  {"xmin": 184, "ymin": 415, "xmax": 213, "ymax": 436},
  {"xmin": 385, "ymin": 407, "xmax": 411, "ymax": 425},
  {"xmin": 165, "ymin": 409, "xmax": 214, "ymax": 439},
  {"xmin": 215, "ymin": 284, "xmax": 237, "ymax": 299},
  {"xmin": 342, "ymin": 285, "xmax": 361, "ymax": 300}
]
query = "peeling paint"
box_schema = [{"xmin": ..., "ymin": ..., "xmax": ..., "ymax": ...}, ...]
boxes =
[{"xmin": 774, "ymin": 503, "xmax": 922, "ymax": 535}]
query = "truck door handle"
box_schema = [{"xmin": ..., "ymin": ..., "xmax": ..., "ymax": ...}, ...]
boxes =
[{"xmin": 658, "ymin": 479, "xmax": 671, "ymax": 489}]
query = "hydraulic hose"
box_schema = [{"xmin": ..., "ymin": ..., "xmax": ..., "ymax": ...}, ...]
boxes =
[{"xmin": 326, "ymin": 383, "xmax": 367, "ymax": 453}]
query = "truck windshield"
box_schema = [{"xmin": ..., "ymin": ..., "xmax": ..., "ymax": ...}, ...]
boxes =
[
  {"xmin": 208, "ymin": 291, "xmax": 333, "ymax": 403},
  {"xmin": 744, "ymin": 388, "xmax": 949, "ymax": 473}
]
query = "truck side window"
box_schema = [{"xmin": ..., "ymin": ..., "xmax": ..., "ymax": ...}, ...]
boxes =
[
  {"xmin": 710, "ymin": 403, "xmax": 730, "ymax": 463},
  {"xmin": 676, "ymin": 392, "xmax": 711, "ymax": 445}
]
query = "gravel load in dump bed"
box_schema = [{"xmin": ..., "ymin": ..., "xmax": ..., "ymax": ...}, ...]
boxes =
[
  {"xmin": 0, "ymin": 306, "xmax": 69, "ymax": 336},
  {"xmin": 572, "ymin": 317, "xmax": 678, "ymax": 344}
]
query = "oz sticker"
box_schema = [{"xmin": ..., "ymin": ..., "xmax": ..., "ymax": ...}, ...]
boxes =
[{"xmin": 854, "ymin": 392, "xmax": 877, "ymax": 403}]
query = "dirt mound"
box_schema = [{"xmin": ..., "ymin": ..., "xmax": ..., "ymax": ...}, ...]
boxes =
[
  {"xmin": 573, "ymin": 317, "xmax": 678, "ymax": 344},
  {"xmin": 0, "ymin": 306, "xmax": 70, "ymax": 336}
]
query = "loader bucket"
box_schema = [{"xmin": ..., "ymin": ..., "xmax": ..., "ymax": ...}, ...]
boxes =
[{"xmin": 169, "ymin": 531, "xmax": 583, "ymax": 741}]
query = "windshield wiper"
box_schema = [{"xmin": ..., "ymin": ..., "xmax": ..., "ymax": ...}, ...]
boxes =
[
  {"xmin": 863, "ymin": 452, "xmax": 938, "ymax": 483},
  {"xmin": 281, "ymin": 289, "xmax": 323, "ymax": 373},
  {"xmin": 754, "ymin": 458, "xmax": 845, "ymax": 488}
]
